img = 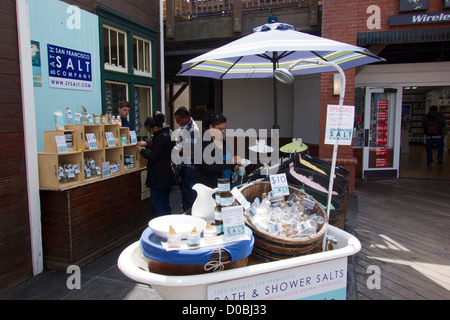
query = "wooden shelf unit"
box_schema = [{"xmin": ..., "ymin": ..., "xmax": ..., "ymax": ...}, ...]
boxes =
[{"xmin": 38, "ymin": 124, "xmax": 146, "ymax": 190}]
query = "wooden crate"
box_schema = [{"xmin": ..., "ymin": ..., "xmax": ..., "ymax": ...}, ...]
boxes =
[
  {"xmin": 44, "ymin": 130, "xmax": 77, "ymax": 152},
  {"xmin": 105, "ymin": 146, "xmax": 124, "ymax": 175},
  {"xmin": 120, "ymin": 127, "xmax": 130, "ymax": 145},
  {"xmin": 66, "ymin": 124, "xmax": 103, "ymax": 150},
  {"xmin": 103, "ymin": 124, "xmax": 120, "ymax": 148},
  {"xmin": 38, "ymin": 152, "xmax": 84, "ymax": 189},
  {"xmin": 83, "ymin": 149, "xmax": 105, "ymax": 182},
  {"xmin": 85, "ymin": 124, "xmax": 103, "ymax": 150}
]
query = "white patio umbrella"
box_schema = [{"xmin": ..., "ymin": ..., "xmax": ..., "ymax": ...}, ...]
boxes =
[{"xmin": 177, "ymin": 22, "xmax": 385, "ymax": 128}]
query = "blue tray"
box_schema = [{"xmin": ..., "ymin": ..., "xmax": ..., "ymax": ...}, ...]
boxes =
[{"xmin": 140, "ymin": 226, "xmax": 254, "ymax": 266}]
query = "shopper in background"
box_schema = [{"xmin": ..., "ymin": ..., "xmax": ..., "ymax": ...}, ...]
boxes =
[
  {"xmin": 137, "ymin": 112, "xmax": 175, "ymax": 216},
  {"xmin": 174, "ymin": 107, "xmax": 200, "ymax": 213},
  {"xmin": 193, "ymin": 111, "xmax": 240, "ymax": 189},
  {"xmin": 117, "ymin": 100, "xmax": 131, "ymax": 128},
  {"xmin": 422, "ymin": 105, "xmax": 446, "ymax": 166}
]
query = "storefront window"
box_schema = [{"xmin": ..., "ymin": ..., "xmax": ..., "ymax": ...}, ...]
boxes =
[
  {"xmin": 103, "ymin": 25, "xmax": 127, "ymax": 72},
  {"xmin": 134, "ymin": 85, "xmax": 152, "ymax": 137},
  {"xmin": 105, "ymin": 81, "xmax": 128, "ymax": 115},
  {"xmin": 98, "ymin": 7, "xmax": 159, "ymax": 131},
  {"xmin": 133, "ymin": 36, "xmax": 152, "ymax": 76}
]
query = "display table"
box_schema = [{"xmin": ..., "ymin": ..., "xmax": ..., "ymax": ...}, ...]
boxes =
[{"xmin": 40, "ymin": 169, "xmax": 152, "ymax": 271}]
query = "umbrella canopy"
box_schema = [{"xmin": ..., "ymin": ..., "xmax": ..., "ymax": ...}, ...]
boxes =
[{"xmin": 178, "ymin": 23, "xmax": 385, "ymax": 80}]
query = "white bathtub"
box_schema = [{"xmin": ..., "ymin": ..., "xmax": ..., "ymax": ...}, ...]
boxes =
[{"xmin": 118, "ymin": 225, "xmax": 361, "ymax": 300}]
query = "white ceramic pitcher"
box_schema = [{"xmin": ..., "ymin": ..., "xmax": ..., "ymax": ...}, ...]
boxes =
[{"xmin": 191, "ymin": 184, "xmax": 217, "ymax": 221}]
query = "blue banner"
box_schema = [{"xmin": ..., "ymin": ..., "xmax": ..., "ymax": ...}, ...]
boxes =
[{"xmin": 47, "ymin": 44, "xmax": 92, "ymax": 90}]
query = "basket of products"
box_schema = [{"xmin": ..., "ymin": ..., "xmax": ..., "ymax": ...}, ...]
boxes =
[{"xmin": 239, "ymin": 182, "xmax": 328, "ymax": 261}]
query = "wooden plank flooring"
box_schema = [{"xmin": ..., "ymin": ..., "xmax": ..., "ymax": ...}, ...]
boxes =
[
  {"xmin": 400, "ymin": 144, "xmax": 450, "ymax": 180},
  {"xmin": 354, "ymin": 178, "xmax": 450, "ymax": 300}
]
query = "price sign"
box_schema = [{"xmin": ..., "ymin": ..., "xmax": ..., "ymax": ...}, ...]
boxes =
[
  {"xmin": 102, "ymin": 161, "xmax": 110, "ymax": 178},
  {"xmin": 270, "ymin": 173, "xmax": 289, "ymax": 196},
  {"xmin": 222, "ymin": 205, "xmax": 246, "ymax": 241},
  {"xmin": 86, "ymin": 133, "xmax": 98, "ymax": 149},
  {"xmin": 55, "ymin": 136, "xmax": 68, "ymax": 154},
  {"xmin": 231, "ymin": 187, "xmax": 251, "ymax": 210},
  {"xmin": 105, "ymin": 132, "xmax": 116, "ymax": 147},
  {"xmin": 129, "ymin": 131, "xmax": 138, "ymax": 144}
]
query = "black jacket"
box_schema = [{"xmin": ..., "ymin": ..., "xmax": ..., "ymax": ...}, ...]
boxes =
[
  {"xmin": 193, "ymin": 139, "xmax": 236, "ymax": 189},
  {"xmin": 140, "ymin": 126, "xmax": 175, "ymax": 190}
]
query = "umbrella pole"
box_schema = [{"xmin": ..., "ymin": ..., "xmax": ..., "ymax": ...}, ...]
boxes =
[
  {"xmin": 273, "ymin": 76, "xmax": 279, "ymax": 129},
  {"xmin": 323, "ymin": 67, "xmax": 346, "ymax": 252}
]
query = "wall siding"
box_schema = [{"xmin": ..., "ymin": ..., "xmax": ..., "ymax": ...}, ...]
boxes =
[{"xmin": 0, "ymin": 0, "xmax": 32, "ymax": 293}]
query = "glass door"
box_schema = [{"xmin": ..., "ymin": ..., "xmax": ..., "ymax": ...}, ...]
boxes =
[{"xmin": 362, "ymin": 87, "xmax": 402, "ymax": 179}]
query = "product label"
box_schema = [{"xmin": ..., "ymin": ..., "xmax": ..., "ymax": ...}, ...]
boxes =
[
  {"xmin": 218, "ymin": 183, "xmax": 230, "ymax": 193},
  {"xmin": 221, "ymin": 196, "xmax": 233, "ymax": 207}
]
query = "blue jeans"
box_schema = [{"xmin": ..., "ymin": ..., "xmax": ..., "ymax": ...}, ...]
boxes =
[
  {"xmin": 426, "ymin": 136, "xmax": 444, "ymax": 164},
  {"xmin": 179, "ymin": 166, "xmax": 196, "ymax": 213},
  {"xmin": 150, "ymin": 188, "xmax": 172, "ymax": 217}
]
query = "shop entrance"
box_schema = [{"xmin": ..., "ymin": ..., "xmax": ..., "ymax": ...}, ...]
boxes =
[
  {"xmin": 399, "ymin": 86, "xmax": 450, "ymax": 179},
  {"xmin": 361, "ymin": 87, "xmax": 402, "ymax": 180}
]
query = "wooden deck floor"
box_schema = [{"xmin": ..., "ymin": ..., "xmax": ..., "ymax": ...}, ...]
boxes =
[{"xmin": 354, "ymin": 178, "xmax": 450, "ymax": 300}]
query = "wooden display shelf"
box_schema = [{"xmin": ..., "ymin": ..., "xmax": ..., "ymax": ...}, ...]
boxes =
[
  {"xmin": 38, "ymin": 152, "xmax": 84, "ymax": 189},
  {"xmin": 38, "ymin": 124, "xmax": 146, "ymax": 190}
]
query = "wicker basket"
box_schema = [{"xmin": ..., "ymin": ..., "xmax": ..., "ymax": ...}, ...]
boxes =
[{"xmin": 239, "ymin": 182, "xmax": 328, "ymax": 261}]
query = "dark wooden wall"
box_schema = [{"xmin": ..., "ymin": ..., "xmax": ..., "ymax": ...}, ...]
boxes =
[{"xmin": 0, "ymin": 0, "xmax": 33, "ymax": 293}]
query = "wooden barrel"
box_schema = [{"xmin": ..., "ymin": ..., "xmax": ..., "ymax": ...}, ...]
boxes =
[{"xmin": 239, "ymin": 182, "xmax": 328, "ymax": 261}]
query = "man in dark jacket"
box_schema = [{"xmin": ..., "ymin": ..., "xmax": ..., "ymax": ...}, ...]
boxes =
[{"xmin": 422, "ymin": 105, "xmax": 446, "ymax": 166}]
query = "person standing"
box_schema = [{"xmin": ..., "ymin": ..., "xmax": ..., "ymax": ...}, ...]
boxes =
[
  {"xmin": 422, "ymin": 105, "xmax": 446, "ymax": 166},
  {"xmin": 174, "ymin": 107, "xmax": 200, "ymax": 213},
  {"xmin": 137, "ymin": 112, "xmax": 175, "ymax": 216},
  {"xmin": 193, "ymin": 112, "xmax": 240, "ymax": 189},
  {"xmin": 117, "ymin": 101, "xmax": 131, "ymax": 128}
]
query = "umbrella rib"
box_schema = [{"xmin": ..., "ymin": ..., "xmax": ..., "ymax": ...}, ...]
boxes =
[
  {"xmin": 178, "ymin": 61, "xmax": 206, "ymax": 75},
  {"xmin": 219, "ymin": 56, "xmax": 243, "ymax": 79},
  {"xmin": 311, "ymin": 51, "xmax": 329, "ymax": 62}
]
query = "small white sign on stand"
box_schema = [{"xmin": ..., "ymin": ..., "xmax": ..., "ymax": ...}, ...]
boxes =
[
  {"xmin": 130, "ymin": 131, "xmax": 138, "ymax": 144},
  {"xmin": 55, "ymin": 135, "xmax": 68, "ymax": 154},
  {"xmin": 222, "ymin": 205, "xmax": 246, "ymax": 241},
  {"xmin": 86, "ymin": 133, "xmax": 98, "ymax": 149},
  {"xmin": 325, "ymin": 105, "xmax": 355, "ymax": 146},
  {"xmin": 269, "ymin": 173, "xmax": 289, "ymax": 196}
]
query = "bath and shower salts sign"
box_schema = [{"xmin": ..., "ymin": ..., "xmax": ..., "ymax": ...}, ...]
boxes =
[
  {"xmin": 325, "ymin": 105, "xmax": 355, "ymax": 145},
  {"xmin": 48, "ymin": 44, "xmax": 92, "ymax": 90},
  {"xmin": 208, "ymin": 258, "xmax": 347, "ymax": 300}
]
